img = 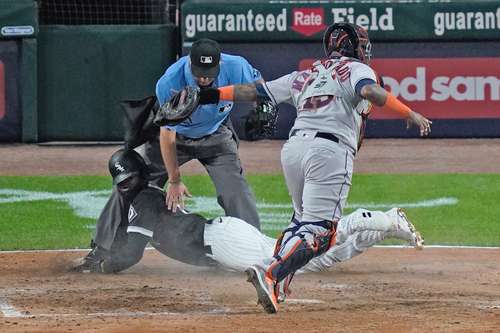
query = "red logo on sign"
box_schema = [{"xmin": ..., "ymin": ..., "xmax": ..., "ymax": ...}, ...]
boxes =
[
  {"xmin": 297, "ymin": 58, "xmax": 500, "ymax": 119},
  {"xmin": 291, "ymin": 8, "xmax": 326, "ymax": 37},
  {"xmin": 0, "ymin": 61, "xmax": 4, "ymax": 120}
]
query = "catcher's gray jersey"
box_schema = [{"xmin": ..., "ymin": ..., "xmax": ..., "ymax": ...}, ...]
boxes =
[{"xmin": 264, "ymin": 57, "xmax": 376, "ymax": 153}]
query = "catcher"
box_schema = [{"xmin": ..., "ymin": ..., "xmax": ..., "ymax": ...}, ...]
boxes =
[
  {"xmin": 73, "ymin": 149, "xmax": 423, "ymax": 284},
  {"xmin": 161, "ymin": 23, "xmax": 433, "ymax": 313}
]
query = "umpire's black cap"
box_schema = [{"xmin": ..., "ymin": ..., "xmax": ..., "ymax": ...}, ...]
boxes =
[{"xmin": 189, "ymin": 39, "xmax": 221, "ymax": 78}]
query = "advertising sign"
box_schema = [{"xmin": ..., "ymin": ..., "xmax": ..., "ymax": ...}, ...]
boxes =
[
  {"xmin": 297, "ymin": 58, "xmax": 500, "ymax": 120},
  {"xmin": 182, "ymin": 1, "xmax": 500, "ymax": 42},
  {"xmin": 374, "ymin": 58, "xmax": 500, "ymax": 120},
  {"xmin": 220, "ymin": 41, "xmax": 500, "ymax": 138}
]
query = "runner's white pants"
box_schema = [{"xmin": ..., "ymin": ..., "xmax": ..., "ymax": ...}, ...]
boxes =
[{"xmin": 204, "ymin": 208, "xmax": 413, "ymax": 273}]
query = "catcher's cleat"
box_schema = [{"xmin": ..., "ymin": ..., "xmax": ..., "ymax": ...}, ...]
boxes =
[
  {"xmin": 390, "ymin": 208, "xmax": 424, "ymax": 250},
  {"xmin": 246, "ymin": 266, "xmax": 279, "ymax": 314}
]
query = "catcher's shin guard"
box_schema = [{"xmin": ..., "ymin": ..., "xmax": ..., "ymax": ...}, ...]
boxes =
[
  {"xmin": 269, "ymin": 238, "xmax": 315, "ymax": 282},
  {"xmin": 268, "ymin": 224, "xmax": 337, "ymax": 283}
]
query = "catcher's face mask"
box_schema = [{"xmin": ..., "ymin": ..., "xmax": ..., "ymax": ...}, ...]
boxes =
[
  {"xmin": 355, "ymin": 25, "xmax": 372, "ymax": 65},
  {"xmin": 323, "ymin": 23, "xmax": 372, "ymax": 65}
]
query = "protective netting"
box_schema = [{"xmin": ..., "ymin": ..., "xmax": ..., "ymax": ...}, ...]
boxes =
[{"xmin": 38, "ymin": 0, "xmax": 179, "ymax": 25}]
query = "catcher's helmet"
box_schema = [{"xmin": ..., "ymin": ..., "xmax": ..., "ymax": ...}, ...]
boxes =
[
  {"xmin": 322, "ymin": 22, "xmax": 372, "ymax": 64},
  {"xmin": 108, "ymin": 149, "xmax": 147, "ymax": 185}
]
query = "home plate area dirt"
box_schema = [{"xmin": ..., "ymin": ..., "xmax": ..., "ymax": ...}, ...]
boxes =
[
  {"xmin": 1, "ymin": 248, "xmax": 500, "ymax": 332},
  {"xmin": 1, "ymin": 139, "xmax": 500, "ymax": 332}
]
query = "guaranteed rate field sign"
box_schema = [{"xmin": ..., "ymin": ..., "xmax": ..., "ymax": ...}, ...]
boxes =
[{"xmin": 181, "ymin": 0, "xmax": 500, "ymax": 42}]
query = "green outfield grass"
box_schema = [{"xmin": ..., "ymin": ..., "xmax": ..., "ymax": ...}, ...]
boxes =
[{"xmin": 0, "ymin": 174, "xmax": 499, "ymax": 250}]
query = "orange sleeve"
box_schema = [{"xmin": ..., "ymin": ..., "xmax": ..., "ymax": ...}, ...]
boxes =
[
  {"xmin": 218, "ymin": 86, "xmax": 235, "ymax": 101},
  {"xmin": 383, "ymin": 93, "xmax": 411, "ymax": 117}
]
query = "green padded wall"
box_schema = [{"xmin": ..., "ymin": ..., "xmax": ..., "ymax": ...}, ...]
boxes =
[{"xmin": 38, "ymin": 24, "xmax": 177, "ymax": 141}]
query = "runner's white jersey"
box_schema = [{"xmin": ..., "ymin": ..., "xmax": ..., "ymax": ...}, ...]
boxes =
[{"xmin": 264, "ymin": 57, "xmax": 377, "ymax": 153}]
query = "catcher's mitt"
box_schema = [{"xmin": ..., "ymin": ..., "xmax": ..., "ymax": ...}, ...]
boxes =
[
  {"xmin": 243, "ymin": 101, "xmax": 279, "ymax": 141},
  {"xmin": 154, "ymin": 86, "xmax": 200, "ymax": 126}
]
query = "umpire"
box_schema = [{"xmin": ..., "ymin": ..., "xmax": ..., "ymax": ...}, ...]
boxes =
[
  {"xmin": 84, "ymin": 39, "xmax": 261, "ymax": 268},
  {"xmin": 156, "ymin": 38, "xmax": 261, "ymax": 227}
]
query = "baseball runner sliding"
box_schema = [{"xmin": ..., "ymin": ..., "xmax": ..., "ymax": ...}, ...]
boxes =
[{"xmin": 73, "ymin": 149, "xmax": 423, "ymax": 292}]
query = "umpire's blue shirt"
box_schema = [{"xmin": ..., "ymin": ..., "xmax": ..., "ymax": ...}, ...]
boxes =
[{"xmin": 156, "ymin": 53, "xmax": 262, "ymax": 138}]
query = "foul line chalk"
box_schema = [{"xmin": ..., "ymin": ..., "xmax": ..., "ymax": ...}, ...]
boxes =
[
  {"xmin": 2, "ymin": 245, "xmax": 500, "ymax": 254},
  {"xmin": 0, "ymin": 310, "xmax": 232, "ymax": 319},
  {"xmin": 0, "ymin": 247, "xmax": 157, "ymax": 254},
  {"xmin": 286, "ymin": 299, "xmax": 325, "ymax": 304},
  {"xmin": 373, "ymin": 245, "xmax": 500, "ymax": 249},
  {"xmin": 0, "ymin": 297, "xmax": 26, "ymax": 318}
]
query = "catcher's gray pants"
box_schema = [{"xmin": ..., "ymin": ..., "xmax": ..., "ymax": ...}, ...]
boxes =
[
  {"xmin": 94, "ymin": 124, "xmax": 260, "ymax": 250},
  {"xmin": 262, "ymin": 130, "xmax": 354, "ymax": 282},
  {"xmin": 281, "ymin": 130, "xmax": 354, "ymax": 222}
]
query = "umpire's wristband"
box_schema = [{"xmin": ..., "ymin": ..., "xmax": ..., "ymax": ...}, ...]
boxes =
[{"xmin": 199, "ymin": 87, "xmax": 220, "ymax": 105}]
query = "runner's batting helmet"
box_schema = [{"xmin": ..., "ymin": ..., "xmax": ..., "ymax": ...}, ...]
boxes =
[
  {"xmin": 108, "ymin": 149, "xmax": 147, "ymax": 185},
  {"xmin": 322, "ymin": 22, "xmax": 372, "ymax": 64}
]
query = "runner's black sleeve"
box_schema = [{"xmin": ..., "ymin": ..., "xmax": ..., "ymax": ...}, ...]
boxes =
[{"xmin": 101, "ymin": 232, "xmax": 150, "ymax": 273}]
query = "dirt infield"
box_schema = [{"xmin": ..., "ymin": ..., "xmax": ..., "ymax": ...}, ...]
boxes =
[
  {"xmin": 1, "ymin": 248, "xmax": 500, "ymax": 333},
  {"xmin": 2, "ymin": 138, "xmax": 500, "ymax": 176},
  {"xmin": 1, "ymin": 139, "xmax": 500, "ymax": 332}
]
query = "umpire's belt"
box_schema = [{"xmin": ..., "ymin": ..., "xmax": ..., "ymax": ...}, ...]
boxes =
[{"xmin": 290, "ymin": 130, "xmax": 339, "ymax": 143}]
